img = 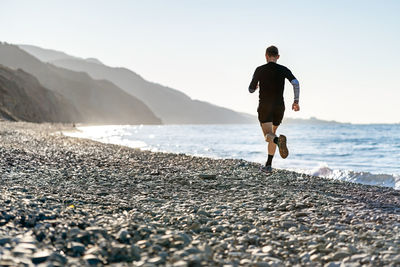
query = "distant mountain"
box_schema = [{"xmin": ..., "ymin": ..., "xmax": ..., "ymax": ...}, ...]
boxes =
[
  {"xmin": 20, "ymin": 44, "xmax": 256, "ymax": 124},
  {"xmin": 0, "ymin": 65, "xmax": 80, "ymax": 122},
  {"xmin": 85, "ymin": 58, "xmax": 103, "ymax": 65},
  {"xmin": 283, "ymin": 117, "xmax": 346, "ymax": 124},
  {"xmin": 18, "ymin": 44, "xmax": 77, "ymax": 62},
  {"xmin": 0, "ymin": 43, "xmax": 161, "ymax": 124}
]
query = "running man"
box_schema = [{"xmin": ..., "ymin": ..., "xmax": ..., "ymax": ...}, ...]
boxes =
[{"xmin": 249, "ymin": 45, "xmax": 300, "ymax": 173}]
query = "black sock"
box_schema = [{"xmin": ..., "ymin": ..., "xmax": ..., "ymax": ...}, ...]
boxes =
[
  {"xmin": 266, "ymin": 154, "xmax": 273, "ymax": 166},
  {"xmin": 273, "ymin": 137, "xmax": 279, "ymax": 144}
]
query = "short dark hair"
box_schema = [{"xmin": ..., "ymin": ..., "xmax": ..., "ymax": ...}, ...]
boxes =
[{"xmin": 266, "ymin": 46, "xmax": 279, "ymax": 57}]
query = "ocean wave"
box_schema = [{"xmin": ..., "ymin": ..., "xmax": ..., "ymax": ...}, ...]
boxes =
[{"xmin": 306, "ymin": 163, "xmax": 400, "ymax": 189}]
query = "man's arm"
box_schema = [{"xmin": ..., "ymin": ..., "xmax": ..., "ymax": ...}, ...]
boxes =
[
  {"xmin": 290, "ymin": 79, "xmax": 300, "ymax": 103},
  {"xmin": 248, "ymin": 68, "xmax": 259, "ymax": 93},
  {"xmin": 291, "ymin": 79, "xmax": 300, "ymax": 111},
  {"xmin": 284, "ymin": 67, "xmax": 300, "ymax": 111},
  {"xmin": 285, "ymin": 68, "xmax": 300, "ymax": 111}
]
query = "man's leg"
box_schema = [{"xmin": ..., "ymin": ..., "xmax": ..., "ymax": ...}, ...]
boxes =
[
  {"xmin": 260, "ymin": 123, "xmax": 279, "ymax": 168},
  {"xmin": 261, "ymin": 122, "xmax": 288, "ymax": 160},
  {"xmin": 260, "ymin": 123, "xmax": 278, "ymax": 154}
]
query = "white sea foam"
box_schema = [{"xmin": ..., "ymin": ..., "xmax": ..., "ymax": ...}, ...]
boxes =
[{"xmin": 305, "ymin": 163, "xmax": 400, "ymax": 189}]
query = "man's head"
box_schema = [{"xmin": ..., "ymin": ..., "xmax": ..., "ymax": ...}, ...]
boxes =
[{"xmin": 265, "ymin": 45, "xmax": 280, "ymax": 62}]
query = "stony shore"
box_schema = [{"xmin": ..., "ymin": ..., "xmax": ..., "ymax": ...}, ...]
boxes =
[{"xmin": 1, "ymin": 122, "xmax": 400, "ymax": 266}]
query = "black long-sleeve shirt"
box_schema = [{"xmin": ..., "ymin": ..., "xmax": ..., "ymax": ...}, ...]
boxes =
[{"xmin": 249, "ymin": 62, "xmax": 299, "ymax": 106}]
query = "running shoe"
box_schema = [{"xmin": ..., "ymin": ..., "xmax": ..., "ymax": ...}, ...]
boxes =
[
  {"xmin": 260, "ymin": 165, "xmax": 273, "ymax": 174},
  {"xmin": 277, "ymin": 135, "xmax": 289, "ymax": 159}
]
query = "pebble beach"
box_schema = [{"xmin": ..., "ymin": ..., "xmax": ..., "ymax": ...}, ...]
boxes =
[{"xmin": 1, "ymin": 121, "xmax": 400, "ymax": 266}]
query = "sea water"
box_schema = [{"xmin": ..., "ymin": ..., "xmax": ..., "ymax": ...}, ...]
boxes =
[{"xmin": 65, "ymin": 123, "xmax": 400, "ymax": 189}]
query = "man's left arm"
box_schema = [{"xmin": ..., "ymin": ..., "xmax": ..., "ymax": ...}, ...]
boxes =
[{"xmin": 285, "ymin": 68, "xmax": 300, "ymax": 111}]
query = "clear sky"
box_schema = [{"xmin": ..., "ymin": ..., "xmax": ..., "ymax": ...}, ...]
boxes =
[{"xmin": 1, "ymin": 0, "xmax": 400, "ymax": 123}]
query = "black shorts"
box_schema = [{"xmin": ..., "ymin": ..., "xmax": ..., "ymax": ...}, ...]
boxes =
[{"xmin": 257, "ymin": 104, "xmax": 285, "ymax": 125}]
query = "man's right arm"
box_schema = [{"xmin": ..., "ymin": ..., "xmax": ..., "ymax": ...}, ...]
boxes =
[{"xmin": 248, "ymin": 68, "xmax": 259, "ymax": 93}]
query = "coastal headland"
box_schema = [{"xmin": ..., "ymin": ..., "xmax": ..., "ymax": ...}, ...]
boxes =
[{"xmin": 1, "ymin": 122, "xmax": 400, "ymax": 266}]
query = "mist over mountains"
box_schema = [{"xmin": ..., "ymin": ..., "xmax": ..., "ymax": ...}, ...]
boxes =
[
  {"xmin": 19, "ymin": 44, "xmax": 256, "ymax": 124},
  {"xmin": 0, "ymin": 43, "xmax": 161, "ymax": 124},
  {"xmin": 0, "ymin": 65, "xmax": 79, "ymax": 122}
]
